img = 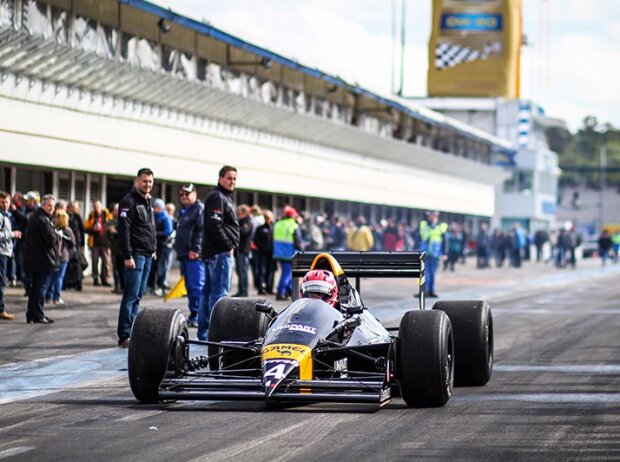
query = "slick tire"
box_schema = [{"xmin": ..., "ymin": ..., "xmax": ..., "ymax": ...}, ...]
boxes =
[
  {"xmin": 208, "ymin": 298, "xmax": 270, "ymax": 372},
  {"xmin": 128, "ymin": 308, "xmax": 188, "ymax": 404},
  {"xmin": 398, "ymin": 310, "xmax": 454, "ymax": 407},
  {"xmin": 432, "ymin": 300, "xmax": 493, "ymax": 386}
]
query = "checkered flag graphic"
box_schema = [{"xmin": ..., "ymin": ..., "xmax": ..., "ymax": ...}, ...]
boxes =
[{"xmin": 435, "ymin": 42, "xmax": 487, "ymax": 70}]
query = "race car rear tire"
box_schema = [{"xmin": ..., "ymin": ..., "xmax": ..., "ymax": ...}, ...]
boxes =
[
  {"xmin": 432, "ymin": 300, "xmax": 493, "ymax": 386},
  {"xmin": 208, "ymin": 298, "xmax": 270, "ymax": 372},
  {"xmin": 398, "ymin": 310, "xmax": 454, "ymax": 407},
  {"xmin": 128, "ymin": 308, "xmax": 188, "ymax": 403}
]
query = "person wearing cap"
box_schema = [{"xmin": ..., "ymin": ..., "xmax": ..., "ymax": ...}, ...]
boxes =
[
  {"xmin": 417, "ymin": 210, "xmax": 448, "ymax": 298},
  {"xmin": 272, "ymin": 205, "xmax": 304, "ymax": 300},
  {"xmin": 198, "ymin": 166, "xmax": 240, "ymax": 341},
  {"xmin": 85, "ymin": 200, "xmax": 113, "ymax": 287},
  {"xmin": 175, "ymin": 183, "xmax": 204, "ymax": 327},
  {"xmin": 149, "ymin": 198, "xmax": 173, "ymax": 296},
  {"xmin": 117, "ymin": 168, "xmax": 157, "ymax": 348}
]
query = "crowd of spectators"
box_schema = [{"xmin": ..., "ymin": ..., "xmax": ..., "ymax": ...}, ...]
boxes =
[{"xmin": 1, "ymin": 174, "xmax": 618, "ymax": 328}]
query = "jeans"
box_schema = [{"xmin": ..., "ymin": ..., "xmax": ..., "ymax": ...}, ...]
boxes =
[
  {"xmin": 197, "ymin": 252, "xmax": 232, "ymax": 341},
  {"xmin": 45, "ymin": 260, "xmax": 68, "ymax": 302},
  {"xmin": 180, "ymin": 258, "xmax": 205, "ymax": 321},
  {"xmin": 27, "ymin": 271, "xmax": 53, "ymax": 321},
  {"xmin": 256, "ymin": 253, "xmax": 273, "ymax": 292},
  {"xmin": 426, "ymin": 256, "xmax": 438, "ymax": 294},
  {"xmin": 0, "ymin": 255, "xmax": 7, "ymax": 313},
  {"xmin": 117, "ymin": 255, "xmax": 152, "ymax": 341},
  {"xmin": 276, "ymin": 260, "xmax": 292, "ymax": 297},
  {"xmin": 156, "ymin": 245, "xmax": 172, "ymax": 289},
  {"xmin": 235, "ymin": 252, "xmax": 250, "ymax": 296}
]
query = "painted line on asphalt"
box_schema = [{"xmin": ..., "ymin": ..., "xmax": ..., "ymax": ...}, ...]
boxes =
[
  {"xmin": 455, "ymin": 393, "xmax": 620, "ymax": 403},
  {"xmin": 0, "ymin": 447, "xmax": 36, "ymax": 459},
  {"xmin": 495, "ymin": 364, "xmax": 620, "ymax": 374},
  {"xmin": 0, "ymin": 348, "xmax": 127, "ymax": 405}
]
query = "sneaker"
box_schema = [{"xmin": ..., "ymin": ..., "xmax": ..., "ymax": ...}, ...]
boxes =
[
  {"xmin": 153, "ymin": 287, "xmax": 164, "ymax": 297},
  {"xmin": 187, "ymin": 318, "xmax": 198, "ymax": 328},
  {"xmin": 0, "ymin": 312, "xmax": 15, "ymax": 320},
  {"xmin": 53, "ymin": 298, "xmax": 65, "ymax": 305},
  {"xmin": 28, "ymin": 316, "xmax": 54, "ymax": 324},
  {"xmin": 118, "ymin": 338, "xmax": 130, "ymax": 348},
  {"xmin": 45, "ymin": 299, "xmax": 53, "ymax": 304}
]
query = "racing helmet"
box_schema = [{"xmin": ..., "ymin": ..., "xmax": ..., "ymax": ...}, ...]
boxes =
[{"xmin": 300, "ymin": 269, "xmax": 338, "ymax": 308}]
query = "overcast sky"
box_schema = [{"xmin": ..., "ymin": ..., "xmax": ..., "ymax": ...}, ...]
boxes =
[{"xmin": 153, "ymin": 0, "xmax": 620, "ymax": 132}]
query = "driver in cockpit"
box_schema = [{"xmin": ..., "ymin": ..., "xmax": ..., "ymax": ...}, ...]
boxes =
[{"xmin": 299, "ymin": 269, "xmax": 339, "ymax": 309}]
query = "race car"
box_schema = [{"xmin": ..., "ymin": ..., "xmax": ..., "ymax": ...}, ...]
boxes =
[{"xmin": 127, "ymin": 251, "xmax": 493, "ymax": 407}]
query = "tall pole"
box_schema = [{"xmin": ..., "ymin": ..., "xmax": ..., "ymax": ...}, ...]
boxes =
[
  {"xmin": 391, "ymin": 0, "xmax": 397, "ymax": 95},
  {"xmin": 600, "ymin": 144, "xmax": 607, "ymax": 231},
  {"xmin": 397, "ymin": 0, "xmax": 406, "ymax": 96}
]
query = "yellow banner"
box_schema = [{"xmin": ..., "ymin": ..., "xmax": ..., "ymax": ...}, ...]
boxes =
[{"xmin": 427, "ymin": 0, "xmax": 522, "ymax": 98}]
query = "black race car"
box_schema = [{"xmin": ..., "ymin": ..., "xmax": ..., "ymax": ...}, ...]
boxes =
[{"xmin": 128, "ymin": 251, "xmax": 493, "ymax": 407}]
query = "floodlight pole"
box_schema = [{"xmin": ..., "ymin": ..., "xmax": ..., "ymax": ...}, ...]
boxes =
[{"xmin": 599, "ymin": 144, "xmax": 607, "ymax": 231}]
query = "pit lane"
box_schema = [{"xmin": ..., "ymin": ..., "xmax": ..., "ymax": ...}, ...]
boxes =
[{"xmin": 1, "ymin": 260, "xmax": 619, "ymax": 461}]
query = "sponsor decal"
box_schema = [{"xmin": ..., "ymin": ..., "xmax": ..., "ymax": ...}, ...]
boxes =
[
  {"xmin": 334, "ymin": 358, "xmax": 348, "ymax": 372},
  {"xmin": 262, "ymin": 343, "xmax": 313, "ymax": 381},
  {"xmin": 120, "ymin": 208, "xmax": 129, "ymax": 218},
  {"xmin": 275, "ymin": 323, "xmax": 317, "ymax": 335},
  {"xmin": 380, "ymin": 387, "xmax": 391, "ymax": 402}
]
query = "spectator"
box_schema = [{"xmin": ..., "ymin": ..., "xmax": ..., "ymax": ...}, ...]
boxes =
[
  {"xmin": 151, "ymin": 198, "xmax": 173, "ymax": 296},
  {"xmin": 534, "ymin": 229, "xmax": 549, "ymax": 263},
  {"xmin": 597, "ymin": 229, "xmax": 613, "ymax": 267},
  {"xmin": 612, "ymin": 230, "xmax": 620, "ymax": 264},
  {"xmin": 476, "ymin": 222, "xmax": 491, "ymax": 269},
  {"xmin": 165, "ymin": 202, "xmax": 177, "ymax": 287},
  {"xmin": 8, "ymin": 192, "xmax": 25, "ymax": 287},
  {"xmin": 117, "ymin": 168, "xmax": 156, "ymax": 348},
  {"xmin": 85, "ymin": 200, "xmax": 112, "ymax": 287},
  {"xmin": 300, "ymin": 212, "xmax": 325, "ymax": 251},
  {"xmin": 382, "ymin": 218, "xmax": 401, "ymax": 252},
  {"xmin": 417, "ymin": 211, "xmax": 447, "ymax": 298},
  {"xmin": 253, "ymin": 210, "xmax": 274, "ymax": 294},
  {"xmin": 444, "ymin": 222, "xmax": 463, "ymax": 272},
  {"xmin": 198, "ymin": 165, "xmax": 240, "ymax": 341},
  {"xmin": 23, "ymin": 194, "xmax": 59, "ymax": 324},
  {"xmin": 0, "ymin": 191, "xmax": 22, "ymax": 320},
  {"xmin": 18, "ymin": 191, "xmax": 40, "ymax": 296},
  {"xmin": 347, "ymin": 216, "xmax": 374, "ymax": 251},
  {"xmin": 174, "ymin": 183, "xmax": 204, "ymax": 327},
  {"xmin": 45, "ymin": 210, "xmax": 75, "ymax": 305},
  {"xmin": 325, "ymin": 215, "xmax": 346, "ymax": 251},
  {"xmin": 67, "ymin": 201, "xmax": 85, "ymax": 250},
  {"xmin": 249, "ymin": 205, "xmax": 265, "ymax": 293},
  {"xmin": 273, "ymin": 206, "xmax": 303, "ymax": 300},
  {"xmin": 233, "ymin": 204, "xmax": 252, "ymax": 297},
  {"xmin": 105, "ymin": 203, "xmax": 124, "ymax": 294}
]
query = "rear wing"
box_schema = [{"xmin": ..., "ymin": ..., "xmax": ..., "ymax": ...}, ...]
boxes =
[{"xmin": 291, "ymin": 251, "xmax": 426, "ymax": 310}]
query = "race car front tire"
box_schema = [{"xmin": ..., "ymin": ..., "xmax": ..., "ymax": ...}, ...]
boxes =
[
  {"xmin": 398, "ymin": 310, "xmax": 454, "ymax": 407},
  {"xmin": 128, "ymin": 308, "xmax": 188, "ymax": 403},
  {"xmin": 432, "ymin": 300, "xmax": 493, "ymax": 386},
  {"xmin": 208, "ymin": 297, "xmax": 270, "ymax": 372}
]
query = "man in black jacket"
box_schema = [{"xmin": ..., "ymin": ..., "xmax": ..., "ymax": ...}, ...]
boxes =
[
  {"xmin": 23, "ymin": 194, "xmax": 59, "ymax": 324},
  {"xmin": 116, "ymin": 168, "xmax": 156, "ymax": 348},
  {"xmin": 197, "ymin": 165, "xmax": 239, "ymax": 341},
  {"xmin": 174, "ymin": 183, "xmax": 204, "ymax": 327}
]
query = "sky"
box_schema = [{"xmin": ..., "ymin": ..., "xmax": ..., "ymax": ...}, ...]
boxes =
[{"xmin": 152, "ymin": 0, "xmax": 620, "ymax": 133}]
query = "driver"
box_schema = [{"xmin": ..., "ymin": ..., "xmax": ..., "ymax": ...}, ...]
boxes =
[{"xmin": 299, "ymin": 269, "xmax": 339, "ymax": 309}]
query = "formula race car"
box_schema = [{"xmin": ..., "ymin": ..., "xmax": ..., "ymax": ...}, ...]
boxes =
[{"xmin": 128, "ymin": 252, "xmax": 493, "ymax": 407}]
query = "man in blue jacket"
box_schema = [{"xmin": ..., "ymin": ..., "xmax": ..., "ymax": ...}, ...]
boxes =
[{"xmin": 174, "ymin": 183, "xmax": 204, "ymax": 327}]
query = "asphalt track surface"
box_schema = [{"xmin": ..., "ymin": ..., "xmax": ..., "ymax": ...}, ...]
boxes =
[{"xmin": 1, "ymin": 258, "xmax": 619, "ymax": 461}]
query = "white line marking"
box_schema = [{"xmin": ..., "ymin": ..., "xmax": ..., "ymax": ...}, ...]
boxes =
[
  {"xmin": 0, "ymin": 447, "xmax": 36, "ymax": 459},
  {"xmin": 117, "ymin": 410, "xmax": 164, "ymax": 422},
  {"xmin": 455, "ymin": 393, "xmax": 620, "ymax": 403},
  {"xmin": 495, "ymin": 364, "xmax": 620, "ymax": 374}
]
